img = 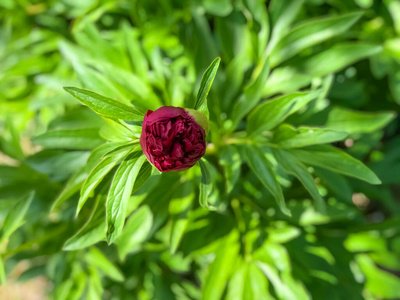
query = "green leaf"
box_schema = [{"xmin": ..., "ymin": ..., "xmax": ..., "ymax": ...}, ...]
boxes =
[
  {"xmin": 199, "ymin": 159, "xmax": 212, "ymax": 209},
  {"xmin": 116, "ymin": 205, "xmax": 153, "ymax": 260},
  {"xmin": 33, "ymin": 129, "xmax": 104, "ymax": 150},
  {"xmin": 243, "ymin": 0, "xmax": 270, "ymax": 60},
  {"xmin": 60, "ymin": 40, "xmax": 160, "ymax": 113},
  {"xmin": 106, "ymin": 153, "xmax": 147, "ymax": 244},
  {"xmin": 220, "ymin": 145, "xmax": 241, "ymax": 193},
  {"xmin": 273, "ymin": 149, "xmax": 326, "ymax": 212},
  {"xmin": 357, "ymin": 254, "xmax": 400, "ymax": 299},
  {"xmin": 87, "ymin": 266, "xmax": 103, "ymax": 300},
  {"xmin": 50, "ymin": 142, "xmax": 129, "ymax": 212},
  {"xmin": 55, "ymin": 279, "xmax": 74, "ymax": 300},
  {"xmin": 243, "ymin": 146, "xmax": 291, "ymax": 216},
  {"xmin": 266, "ymin": 0, "xmax": 304, "ymax": 55},
  {"xmin": 63, "ymin": 198, "xmax": 106, "ymax": 251},
  {"xmin": 122, "ymin": 22, "xmax": 148, "ymax": 81},
  {"xmin": 227, "ymin": 263, "xmax": 273, "ymax": 300},
  {"xmin": 0, "ymin": 255, "xmax": 5, "ymax": 285},
  {"xmin": 0, "ymin": 191, "xmax": 34, "ymax": 244},
  {"xmin": 246, "ymin": 264, "xmax": 273, "ymax": 300},
  {"xmin": 203, "ymin": 0, "xmax": 233, "ymax": 16},
  {"xmin": 247, "ymin": 90, "xmax": 320, "ymax": 135},
  {"xmin": 85, "ymin": 247, "xmax": 124, "ymax": 282},
  {"xmin": 77, "ymin": 145, "xmax": 135, "ymax": 216},
  {"xmin": 194, "ymin": 57, "xmax": 221, "ymax": 110},
  {"xmin": 290, "ymin": 145, "xmax": 381, "ymax": 184},
  {"xmin": 271, "ymin": 11, "xmax": 364, "ymax": 66},
  {"xmin": 297, "ymin": 43, "xmax": 382, "ymax": 77},
  {"xmin": 230, "ymin": 58, "xmax": 270, "ymax": 127},
  {"xmin": 202, "ymin": 231, "xmax": 240, "ymax": 300},
  {"xmin": 132, "ymin": 162, "xmax": 152, "ymax": 194},
  {"xmin": 272, "ymin": 124, "xmax": 348, "ymax": 148},
  {"xmin": 264, "ymin": 67, "xmax": 314, "ymax": 96},
  {"xmin": 169, "ymin": 182, "xmax": 195, "ymax": 254},
  {"xmin": 64, "ymin": 87, "xmax": 143, "ymax": 121},
  {"xmin": 100, "ymin": 119, "xmax": 139, "ymax": 141},
  {"xmin": 326, "ymin": 107, "xmax": 396, "ymax": 134},
  {"xmin": 50, "ymin": 168, "xmax": 88, "ymax": 212},
  {"xmin": 256, "ymin": 261, "xmax": 310, "ymax": 300}
]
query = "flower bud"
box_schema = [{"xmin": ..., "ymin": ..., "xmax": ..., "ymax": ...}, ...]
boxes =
[{"xmin": 140, "ymin": 106, "xmax": 207, "ymax": 172}]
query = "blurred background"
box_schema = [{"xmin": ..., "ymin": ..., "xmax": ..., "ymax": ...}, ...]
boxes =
[{"xmin": 0, "ymin": 0, "xmax": 400, "ymax": 299}]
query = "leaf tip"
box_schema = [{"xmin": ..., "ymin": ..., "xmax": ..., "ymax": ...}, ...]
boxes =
[{"xmin": 282, "ymin": 207, "xmax": 292, "ymax": 217}]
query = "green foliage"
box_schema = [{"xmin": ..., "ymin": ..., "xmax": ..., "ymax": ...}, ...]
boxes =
[{"xmin": 1, "ymin": 0, "xmax": 400, "ymax": 299}]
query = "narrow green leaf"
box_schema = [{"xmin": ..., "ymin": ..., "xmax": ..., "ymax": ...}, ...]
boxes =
[
  {"xmin": 100, "ymin": 119, "xmax": 139, "ymax": 142},
  {"xmin": 87, "ymin": 266, "xmax": 103, "ymax": 300},
  {"xmin": 290, "ymin": 145, "xmax": 381, "ymax": 184},
  {"xmin": 264, "ymin": 67, "xmax": 314, "ymax": 96},
  {"xmin": 33, "ymin": 128, "xmax": 104, "ymax": 150},
  {"xmin": 106, "ymin": 154, "xmax": 147, "ymax": 244},
  {"xmin": 271, "ymin": 11, "xmax": 364, "ymax": 66},
  {"xmin": 266, "ymin": 0, "xmax": 304, "ymax": 55},
  {"xmin": 202, "ymin": 231, "xmax": 240, "ymax": 300},
  {"xmin": 357, "ymin": 254, "xmax": 400, "ymax": 299},
  {"xmin": 0, "ymin": 255, "xmax": 5, "ymax": 285},
  {"xmin": 50, "ymin": 142, "xmax": 130, "ymax": 212},
  {"xmin": 199, "ymin": 159, "xmax": 212, "ymax": 209},
  {"xmin": 220, "ymin": 145, "xmax": 241, "ymax": 193},
  {"xmin": 227, "ymin": 263, "xmax": 273, "ymax": 300},
  {"xmin": 69, "ymin": 271, "xmax": 86, "ymax": 300},
  {"xmin": 273, "ymin": 149, "xmax": 326, "ymax": 212},
  {"xmin": 203, "ymin": 0, "xmax": 232, "ymax": 16},
  {"xmin": 272, "ymin": 124, "xmax": 348, "ymax": 148},
  {"xmin": 194, "ymin": 57, "xmax": 221, "ymax": 110},
  {"xmin": 244, "ymin": 146, "xmax": 290, "ymax": 216},
  {"xmin": 248, "ymin": 90, "xmax": 320, "ymax": 135},
  {"xmin": 63, "ymin": 198, "xmax": 105, "ymax": 251},
  {"xmin": 64, "ymin": 87, "xmax": 143, "ymax": 121},
  {"xmin": 132, "ymin": 162, "xmax": 152, "ymax": 194},
  {"xmin": 297, "ymin": 43, "xmax": 382, "ymax": 77},
  {"xmin": 122, "ymin": 22, "xmax": 148, "ymax": 81},
  {"xmin": 55, "ymin": 279, "xmax": 74, "ymax": 300},
  {"xmin": 77, "ymin": 145, "xmax": 134, "ymax": 216},
  {"xmin": 169, "ymin": 182, "xmax": 195, "ymax": 254},
  {"xmin": 85, "ymin": 247, "xmax": 124, "ymax": 282},
  {"xmin": 326, "ymin": 107, "xmax": 396, "ymax": 134},
  {"xmin": 246, "ymin": 264, "xmax": 273, "ymax": 300},
  {"xmin": 256, "ymin": 261, "xmax": 310, "ymax": 300},
  {"xmin": 0, "ymin": 191, "xmax": 34, "ymax": 244},
  {"xmin": 116, "ymin": 205, "xmax": 153, "ymax": 260},
  {"xmin": 230, "ymin": 58, "xmax": 270, "ymax": 127},
  {"xmin": 50, "ymin": 168, "xmax": 88, "ymax": 212},
  {"xmin": 243, "ymin": 0, "xmax": 270, "ymax": 60}
]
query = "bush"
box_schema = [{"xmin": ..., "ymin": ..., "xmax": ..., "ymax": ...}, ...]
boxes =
[{"xmin": 1, "ymin": 0, "xmax": 400, "ymax": 299}]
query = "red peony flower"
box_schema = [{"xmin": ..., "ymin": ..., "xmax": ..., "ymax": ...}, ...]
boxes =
[{"xmin": 140, "ymin": 106, "xmax": 207, "ymax": 172}]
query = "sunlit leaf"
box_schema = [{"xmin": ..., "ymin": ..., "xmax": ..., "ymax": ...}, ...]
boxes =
[
  {"xmin": 326, "ymin": 107, "xmax": 396, "ymax": 134},
  {"xmin": 243, "ymin": 145, "xmax": 291, "ymax": 216},
  {"xmin": 290, "ymin": 145, "xmax": 381, "ymax": 184},
  {"xmin": 33, "ymin": 129, "xmax": 104, "ymax": 150},
  {"xmin": 273, "ymin": 149, "xmax": 326, "ymax": 212},
  {"xmin": 85, "ymin": 247, "xmax": 124, "ymax": 282},
  {"xmin": 194, "ymin": 57, "xmax": 221, "ymax": 110},
  {"xmin": 202, "ymin": 231, "xmax": 240, "ymax": 300},
  {"xmin": 64, "ymin": 87, "xmax": 144, "ymax": 121},
  {"xmin": 272, "ymin": 124, "xmax": 348, "ymax": 148},
  {"xmin": 106, "ymin": 153, "xmax": 147, "ymax": 244},
  {"xmin": 247, "ymin": 90, "xmax": 320, "ymax": 134},
  {"xmin": 0, "ymin": 191, "xmax": 34, "ymax": 244},
  {"xmin": 116, "ymin": 205, "xmax": 153, "ymax": 260},
  {"xmin": 199, "ymin": 159, "xmax": 212, "ymax": 209}
]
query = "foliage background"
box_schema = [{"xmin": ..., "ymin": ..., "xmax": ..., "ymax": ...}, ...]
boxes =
[{"xmin": 1, "ymin": 0, "xmax": 400, "ymax": 299}]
